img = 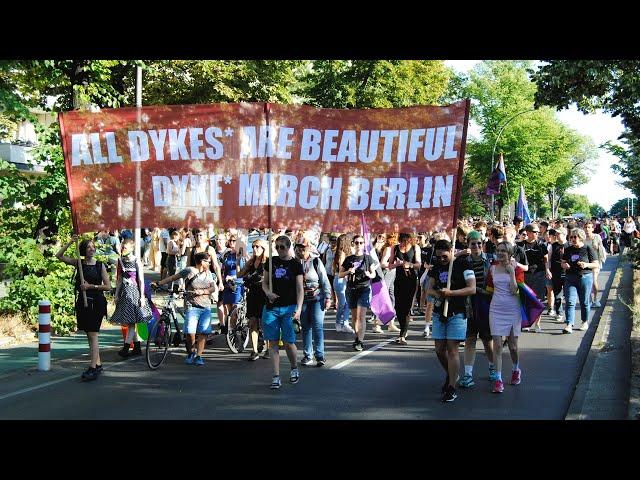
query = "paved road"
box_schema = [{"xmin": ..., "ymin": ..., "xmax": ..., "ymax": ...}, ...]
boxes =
[{"xmin": 0, "ymin": 255, "xmax": 620, "ymax": 419}]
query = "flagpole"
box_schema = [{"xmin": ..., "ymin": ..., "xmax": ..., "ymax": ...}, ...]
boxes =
[{"xmin": 490, "ymin": 109, "xmax": 536, "ymax": 220}]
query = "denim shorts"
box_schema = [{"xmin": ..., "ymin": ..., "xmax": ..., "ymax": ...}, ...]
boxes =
[
  {"xmin": 184, "ymin": 306, "xmax": 212, "ymax": 334},
  {"xmin": 346, "ymin": 285, "xmax": 371, "ymax": 309},
  {"xmin": 261, "ymin": 304, "xmax": 297, "ymax": 344},
  {"xmin": 431, "ymin": 312, "xmax": 467, "ymax": 341}
]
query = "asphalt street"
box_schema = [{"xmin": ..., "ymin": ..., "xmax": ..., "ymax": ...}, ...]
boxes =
[{"xmin": 0, "ymin": 256, "xmax": 619, "ymax": 420}]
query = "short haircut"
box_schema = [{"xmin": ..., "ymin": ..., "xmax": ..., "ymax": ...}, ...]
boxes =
[
  {"xmin": 540, "ymin": 221, "xmax": 549, "ymax": 228},
  {"xmin": 474, "ymin": 220, "xmax": 488, "ymax": 229},
  {"xmin": 491, "ymin": 225, "xmax": 505, "ymax": 239},
  {"xmin": 570, "ymin": 228, "xmax": 586, "ymax": 240},
  {"xmin": 275, "ymin": 235, "xmax": 291, "ymax": 248},
  {"xmin": 193, "ymin": 252, "xmax": 210, "ymax": 265},
  {"xmin": 434, "ymin": 239, "xmax": 452, "ymax": 252}
]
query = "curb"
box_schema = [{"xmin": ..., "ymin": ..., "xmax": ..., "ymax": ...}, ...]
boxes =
[{"xmin": 566, "ymin": 254, "xmax": 632, "ymax": 420}]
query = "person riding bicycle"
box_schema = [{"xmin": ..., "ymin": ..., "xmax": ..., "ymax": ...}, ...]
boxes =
[{"xmin": 152, "ymin": 252, "xmax": 218, "ymax": 366}]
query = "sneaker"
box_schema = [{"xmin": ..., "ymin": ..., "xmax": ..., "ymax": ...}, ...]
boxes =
[
  {"xmin": 301, "ymin": 355, "xmax": 314, "ymax": 366},
  {"xmin": 81, "ymin": 367, "xmax": 98, "ymax": 382},
  {"xmin": 522, "ymin": 327, "xmax": 531, "ymax": 332},
  {"xmin": 459, "ymin": 373, "xmax": 475, "ymax": 388},
  {"xmin": 354, "ymin": 341, "xmax": 364, "ymax": 352},
  {"xmin": 556, "ymin": 312, "xmax": 565, "ymax": 322},
  {"xmin": 492, "ymin": 379, "xmax": 504, "ymax": 393},
  {"xmin": 342, "ymin": 323, "xmax": 355, "ymax": 334},
  {"xmin": 219, "ymin": 325, "xmax": 228, "ymax": 335},
  {"xmin": 441, "ymin": 375, "xmax": 460, "ymax": 393},
  {"xmin": 593, "ymin": 300, "xmax": 602, "ymax": 308},
  {"xmin": 510, "ymin": 369, "xmax": 521, "ymax": 385},
  {"xmin": 534, "ymin": 324, "xmax": 542, "ymax": 334},
  {"xmin": 316, "ymin": 357, "xmax": 326, "ymax": 367},
  {"xmin": 562, "ymin": 324, "xmax": 573, "ymax": 334},
  {"xmin": 422, "ymin": 327, "xmax": 430, "ymax": 338},
  {"xmin": 290, "ymin": 368, "xmax": 300, "ymax": 384},
  {"xmin": 387, "ymin": 323, "xmax": 400, "ymax": 333},
  {"xmin": 489, "ymin": 366, "xmax": 499, "ymax": 382},
  {"xmin": 442, "ymin": 385, "xmax": 457, "ymax": 402},
  {"xmin": 194, "ymin": 355, "xmax": 205, "ymax": 366},
  {"xmin": 248, "ymin": 351, "xmax": 259, "ymax": 361},
  {"xmin": 580, "ymin": 321, "xmax": 589, "ymax": 331},
  {"xmin": 260, "ymin": 349, "xmax": 270, "ymax": 359},
  {"xmin": 366, "ymin": 316, "xmax": 374, "ymax": 324},
  {"xmin": 548, "ymin": 309, "xmax": 557, "ymax": 317},
  {"xmin": 184, "ymin": 352, "xmax": 195, "ymax": 365},
  {"xmin": 335, "ymin": 324, "xmax": 344, "ymax": 332},
  {"xmin": 95, "ymin": 364, "xmax": 103, "ymax": 374},
  {"xmin": 270, "ymin": 375, "xmax": 281, "ymax": 389},
  {"xmin": 371, "ymin": 325, "xmax": 383, "ymax": 334}
]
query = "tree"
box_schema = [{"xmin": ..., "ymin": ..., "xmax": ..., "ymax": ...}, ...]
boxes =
[
  {"xmin": 300, "ymin": 60, "xmax": 452, "ymax": 108},
  {"xmin": 609, "ymin": 197, "xmax": 638, "ymax": 218},
  {"xmin": 559, "ymin": 193, "xmax": 591, "ymax": 218},
  {"xmin": 590, "ymin": 203, "xmax": 606, "ymax": 218},
  {"xmin": 462, "ymin": 61, "xmax": 596, "ymax": 219}
]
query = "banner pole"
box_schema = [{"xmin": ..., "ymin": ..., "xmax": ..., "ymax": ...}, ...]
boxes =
[
  {"xmin": 442, "ymin": 227, "xmax": 456, "ymax": 317},
  {"xmin": 76, "ymin": 238, "xmax": 88, "ymax": 308}
]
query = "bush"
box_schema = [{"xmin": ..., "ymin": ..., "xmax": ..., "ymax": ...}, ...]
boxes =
[{"xmin": 0, "ymin": 237, "xmax": 77, "ymax": 335}]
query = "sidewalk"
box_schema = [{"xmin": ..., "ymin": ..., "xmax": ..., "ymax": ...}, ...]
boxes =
[{"xmin": 0, "ymin": 265, "xmax": 218, "ymax": 377}]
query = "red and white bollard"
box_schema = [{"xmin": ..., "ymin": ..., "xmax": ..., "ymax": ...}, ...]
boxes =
[{"xmin": 38, "ymin": 300, "xmax": 51, "ymax": 371}]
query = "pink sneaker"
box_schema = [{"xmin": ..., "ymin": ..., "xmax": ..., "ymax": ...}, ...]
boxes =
[
  {"xmin": 511, "ymin": 369, "xmax": 522, "ymax": 385},
  {"xmin": 492, "ymin": 379, "xmax": 504, "ymax": 393}
]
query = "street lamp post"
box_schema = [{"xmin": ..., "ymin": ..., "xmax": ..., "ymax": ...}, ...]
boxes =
[{"xmin": 490, "ymin": 109, "xmax": 536, "ymax": 221}]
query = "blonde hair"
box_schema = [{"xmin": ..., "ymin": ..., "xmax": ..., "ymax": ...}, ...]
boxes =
[{"xmin": 251, "ymin": 239, "xmax": 269, "ymax": 265}]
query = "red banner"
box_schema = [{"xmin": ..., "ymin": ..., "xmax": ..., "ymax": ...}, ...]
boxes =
[{"xmin": 59, "ymin": 100, "xmax": 469, "ymax": 234}]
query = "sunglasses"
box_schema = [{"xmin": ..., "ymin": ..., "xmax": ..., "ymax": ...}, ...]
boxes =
[
  {"xmin": 569, "ymin": 235, "xmax": 579, "ymax": 239},
  {"xmin": 469, "ymin": 241, "xmax": 482, "ymax": 246},
  {"xmin": 275, "ymin": 244, "xmax": 288, "ymax": 250},
  {"xmin": 353, "ymin": 241, "xmax": 365, "ymax": 245},
  {"xmin": 530, "ymin": 231, "xmax": 540, "ymax": 234}
]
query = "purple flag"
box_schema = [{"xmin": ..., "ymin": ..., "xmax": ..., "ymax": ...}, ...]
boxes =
[{"xmin": 360, "ymin": 212, "xmax": 395, "ymax": 324}]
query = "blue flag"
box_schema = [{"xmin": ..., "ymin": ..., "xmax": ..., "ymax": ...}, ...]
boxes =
[{"xmin": 516, "ymin": 184, "xmax": 532, "ymax": 225}]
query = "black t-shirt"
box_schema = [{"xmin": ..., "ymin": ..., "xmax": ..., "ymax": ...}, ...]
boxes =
[
  {"xmin": 485, "ymin": 240, "xmax": 496, "ymax": 258},
  {"xmin": 517, "ymin": 240, "xmax": 547, "ymax": 273},
  {"xmin": 428, "ymin": 256, "xmax": 475, "ymax": 317},
  {"xmin": 550, "ymin": 242, "xmax": 567, "ymax": 274},
  {"xmin": 562, "ymin": 245, "xmax": 596, "ymax": 276},
  {"xmin": 514, "ymin": 245, "xmax": 529, "ymax": 268},
  {"xmin": 342, "ymin": 254, "xmax": 375, "ymax": 289},
  {"xmin": 264, "ymin": 257, "xmax": 303, "ymax": 307}
]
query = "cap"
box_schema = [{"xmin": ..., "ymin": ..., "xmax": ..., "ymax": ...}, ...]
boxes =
[{"xmin": 524, "ymin": 224, "xmax": 537, "ymax": 232}]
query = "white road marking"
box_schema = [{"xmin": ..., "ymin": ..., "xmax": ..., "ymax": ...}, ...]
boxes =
[{"xmin": 331, "ymin": 338, "xmax": 395, "ymax": 370}]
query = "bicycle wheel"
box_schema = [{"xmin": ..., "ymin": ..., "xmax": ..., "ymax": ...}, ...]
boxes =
[
  {"xmin": 146, "ymin": 316, "xmax": 171, "ymax": 369},
  {"xmin": 226, "ymin": 307, "xmax": 250, "ymax": 353}
]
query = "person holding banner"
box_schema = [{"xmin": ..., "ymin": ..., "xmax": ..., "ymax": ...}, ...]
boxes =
[
  {"xmin": 425, "ymin": 239, "xmax": 476, "ymax": 402},
  {"xmin": 56, "ymin": 236, "xmax": 110, "ymax": 381},
  {"xmin": 339, "ymin": 234, "xmax": 379, "ymax": 352},
  {"xmin": 295, "ymin": 235, "xmax": 332, "ymax": 367},
  {"xmin": 486, "ymin": 242, "xmax": 525, "ymax": 394},
  {"xmin": 390, "ymin": 233, "xmax": 421, "ymax": 345},
  {"xmin": 261, "ymin": 235, "xmax": 304, "ymax": 389},
  {"xmin": 110, "ymin": 238, "xmax": 154, "ymax": 357}
]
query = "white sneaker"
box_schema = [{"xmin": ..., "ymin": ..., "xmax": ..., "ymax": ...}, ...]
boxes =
[
  {"xmin": 422, "ymin": 327, "xmax": 430, "ymax": 338},
  {"xmin": 522, "ymin": 327, "xmax": 531, "ymax": 332},
  {"xmin": 580, "ymin": 321, "xmax": 589, "ymax": 331},
  {"xmin": 387, "ymin": 323, "xmax": 400, "ymax": 333},
  {"xmin": 342, "ymin": 323, "xmax": 355, "ymax": 334},
  {"xmin": 562, "ymin": 324, "xmax": 573, "ymax": 334},
  {"xmin": 534, "ymin": 324, "xmax": 542, "ymax": 333},
  {"xmin": 548, "ymin": 309, "xmax": 557, "ymax": 317},
  {"xmin": 556, "ymin": 313, "xmax": 565, "ymax": 322},
  {"xmin": 335, "ymin": 324, "xmax": 344, "ymax": 332},
  {"xmin": 371, "ymin": 325, "xmax": 383, "ymax": 334}
]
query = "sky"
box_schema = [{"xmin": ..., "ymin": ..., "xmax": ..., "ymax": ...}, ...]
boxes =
[{"xmin": 445, "ymin": 60, "xmax": 633, "ymax": 210}]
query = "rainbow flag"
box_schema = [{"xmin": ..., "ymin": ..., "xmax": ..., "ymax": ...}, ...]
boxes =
[{"xmin": 518, "ymin": 281, "xmax": 545, "ymax": 328}]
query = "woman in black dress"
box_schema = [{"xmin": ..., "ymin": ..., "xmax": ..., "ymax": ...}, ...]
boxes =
[
  {"xmin": 56, "ymin": 236, "xmax": 110, "ymax": 381},
  {"xmin": 390, "ymin": 233, "xmax": 421, "ymax": 345},
  {"xmin": 237, "ymin": 238, "xmax": 268, "ymax": 361}
]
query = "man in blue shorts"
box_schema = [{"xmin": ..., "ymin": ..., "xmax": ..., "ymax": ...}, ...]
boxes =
[{"xmin": 425, "ymin": 239, "xmax": 476, "ymax": 402}]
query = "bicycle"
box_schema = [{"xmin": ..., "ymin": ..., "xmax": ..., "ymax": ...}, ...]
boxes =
[
  {"xmin": 146, "ymin": 284, "xmax": 186, "ymax": 369},
  {"xmin": 226, "ymin": 287, "xmax": 250, "ymax": 353}
]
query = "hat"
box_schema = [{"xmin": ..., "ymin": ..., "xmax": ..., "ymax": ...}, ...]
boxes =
[
  {"xmin": 524, "ymin": 224, "xmax": 538, "ymax": 232},
  {"xmin": 466, "ymin": 230, "xmax": 482, "ymax": 241}
]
